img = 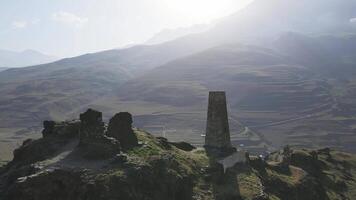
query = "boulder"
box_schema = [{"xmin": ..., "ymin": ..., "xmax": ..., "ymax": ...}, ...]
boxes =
[
  {"xmin": 170, "ymin": 141, "xmax": 196, "ymax": 151},
  {"xmin": 107, "ymin": 112, "xmax": 138, "ymax": 150}
]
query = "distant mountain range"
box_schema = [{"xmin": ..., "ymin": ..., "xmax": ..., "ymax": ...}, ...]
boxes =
[
  {"xmin": 1, "ymin": 0, "xmax": 356, "ymax": 160},
  {"xmin": 0, "ymin": 49, "xmax": 57, "ymax": 68},
  {"xmin": 0, "ymin": 67, "xmax": 8, "ymax": 72},
  {"xmin": 145, "ymin": 24, "xmax": 212, "ymax": 45}
]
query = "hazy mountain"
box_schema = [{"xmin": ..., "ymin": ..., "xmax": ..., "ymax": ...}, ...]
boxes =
[
  {"xmin": 206, "ymin": 0, "xmax": 356, "ymax": 44},
  {"xmin": 109, "ymin": 34, "xmax": 356, "ymax": 153},
  {"xmin": 0, "ymin": 35, "xmax": 220, "ymax": 161},
  {"xmin": 0, "ymin": 49, "xmax": 57, "ymax": 68},
  {"xmin": 0, "ymin": 67, "xmax": 8, "ymax": 72},
  {"xmin": 2, "ymin": 0, "xmax": 356, "ymax": 160},
  {"xmin": 145, "ymin": 24, "xmax": 212, "ymax": 45}
]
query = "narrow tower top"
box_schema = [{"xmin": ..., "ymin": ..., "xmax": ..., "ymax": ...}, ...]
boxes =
[{"xmin": 205, "ymin": 91, "xmax": 232, "ymax": 150}]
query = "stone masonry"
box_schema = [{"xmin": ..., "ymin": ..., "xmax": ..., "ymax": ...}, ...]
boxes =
[{"xmin": 205, "ymin": 91, "xmax": 232, "ymax": 149}]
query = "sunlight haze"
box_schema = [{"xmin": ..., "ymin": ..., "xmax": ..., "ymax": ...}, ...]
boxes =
[{"xmin": 0, "ymin": 0, "xmax": 252, "ymax": 58}]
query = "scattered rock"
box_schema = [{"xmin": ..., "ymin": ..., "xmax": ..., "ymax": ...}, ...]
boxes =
[
  {"xmin": 170, "ymin": 141, "xmax": 196, "ymax": 151},
  {"xmin": 111, "ymin": 153, "xmax": 128, "ymax": 164},
  {"xmin": 107, "ymin": 112, "xmax": 138, "ymax": 150},
  {"xmin": 157, "ymin": 137, "xmax": 171, "ymax": 150},
  {"xmin": 249, "ymin": 156, "xmax": 266, "ymax": 171}
]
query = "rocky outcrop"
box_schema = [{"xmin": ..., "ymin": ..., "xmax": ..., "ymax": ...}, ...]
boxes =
[
  {"xmin": 107, "ymin": 112, "xmax": 138, "ymax": 150},
  {"xmin": 11, "ymin": 137, "xmax": 72, "ymax": 167},
  {"xmin": 4, "ymin": 169, "xmax": 86, "ymax": 200},
  {"xmin": 78, "ymin": 109, "xmax": 120, "ymax": 159},
  {"xmin": 169, "ymin": 141, "xmax": 196, "ymax": 151},
  {"xmin": 42, "ymin": 120, "xmax": 80, "ymax": 138},
  {"xmin": 78, "ymin": 136, "xmax": 120, "ymax": 160},
  {"xmin": 79, "ymin": 109, "xmax": 105, "ymax": 140},
  {"xmin": 1, "ymin": 108, "xmax": 356, "ymax": 200},
  {"xmin": 0, "ymin": 128, "xmax": 202, "ymax": 200},
  {"xmin": 3, "ymin": 155, "xmax": 195, "ymax": 200}
]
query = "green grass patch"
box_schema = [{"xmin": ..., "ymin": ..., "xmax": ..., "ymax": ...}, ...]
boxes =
[{"xmin": 238, "ymin": 171, "xmax": 262, "ymax": 200}]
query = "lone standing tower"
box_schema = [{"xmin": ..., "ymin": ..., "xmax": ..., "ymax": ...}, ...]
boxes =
[{"xmin": 205, "ymin": 91, "xmax": 232, "ymax": 150}]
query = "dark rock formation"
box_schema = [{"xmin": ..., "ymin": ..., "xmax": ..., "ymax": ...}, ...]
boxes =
[
  {"xmin": 249, "ymin": 156, "xmax": 266, "ymax": 171},
  {"xmin": 78, "ymin": 136, "xmax": 120, "ymax": 159},
  {"xmin": 290, "ymin": 149, "xmax": 324, "ymax": 175},
  {"xmin": 107, "ymin": 112, "xmax": 138, "ymax": 150},
  {"xmin": 5, "ymin": 169, "xmax": 86, "ymax": 200},
  {"xmin": 281, "ymin": 145, "xmax": 292, "ymax": 166},
  {"xmin": 79, "ymin": 109, "xmax": 120, "ymax": 159},
  {"xmin": 170, "ymin": 141, "xmax": 196, "ymax": 151},
  {"xmin": 79, "ymin": 109, "xmax": 105, "ymax": 140},
  {"xmin": 11, "ymin": 138, "xmax": 71, "ymax": 167},
  {"xmin": 42, "ymin": 120, "xmax": 80, "ymax": 138},
  {"xmin": 157, "ymin": 137, "xmax": 171, "ymax": 150},
  {"xmin": 157, "ymin": 138, "xmax": 196, "ymax": 151},
  {"xmin": 42, "ymin": 121, "xmax": 55, "ymax": 137}
]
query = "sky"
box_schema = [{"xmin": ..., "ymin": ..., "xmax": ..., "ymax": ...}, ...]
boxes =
[{"xmin": 0, "ymin": 0, "xmax": 252, "ymax": 57}]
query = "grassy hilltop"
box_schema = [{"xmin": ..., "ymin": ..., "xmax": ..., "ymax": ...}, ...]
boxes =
[{"xmin": 1, "ymin": 126, "xmax": 356, "ymax": 200}]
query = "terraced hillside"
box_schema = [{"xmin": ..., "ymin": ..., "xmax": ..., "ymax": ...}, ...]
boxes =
[{"xmin": 108, "ymin": 42, "xmax": 356, "ymax": 154}]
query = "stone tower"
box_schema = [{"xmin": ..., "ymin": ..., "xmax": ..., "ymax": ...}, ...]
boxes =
[{"xmin": 205, "ymin": 91, "xmax": 232, "ymax": 149}]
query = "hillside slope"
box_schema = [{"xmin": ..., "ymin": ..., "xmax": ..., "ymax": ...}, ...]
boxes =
[
  {"xmin": 0, "ymin": 34, "xmax": 219, "ymax": 161},
  {"xmin": 108, "ymin": 34, "xmax": 356, "ymax": 153},
  {"xmin": 2, "ymin": 0, "xmax": 356, "ymax": 161},
  {"xmin": 1, "ymin": 114, "xmax": 356, "ymax": 200}
]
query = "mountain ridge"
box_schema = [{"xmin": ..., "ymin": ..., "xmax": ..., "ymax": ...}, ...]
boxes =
[
  {"xmin": 0, "ymin": 49, "xmax": 57, "ymax": 68},
  {"xmin": 2, "ymin": 0, "xmax": 356, "ymax": 160}
]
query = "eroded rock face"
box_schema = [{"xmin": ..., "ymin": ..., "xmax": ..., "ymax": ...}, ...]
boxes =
[
  {"xmin": 107, "ymin": 112, "xmax": 138, "ymax": 150},
  {"xmin": 42, "ymin": 121, "xmax": 55, "ymax": 137},
  {"xmin": 42, "ymin": 120, "xmax": 80, "ymax": 138},
  {"xmin": 79, "ymin": 109, "xmax": 120, "ymax": 159},
  {"xmin": 79, "ymin": 109, "xmax": 105, "ymax": 140}
]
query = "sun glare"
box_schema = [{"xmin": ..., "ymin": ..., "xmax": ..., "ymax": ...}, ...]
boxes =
[{"xmin": 160, "ymin": 0, "xmax": 251, "ymax": 24}]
